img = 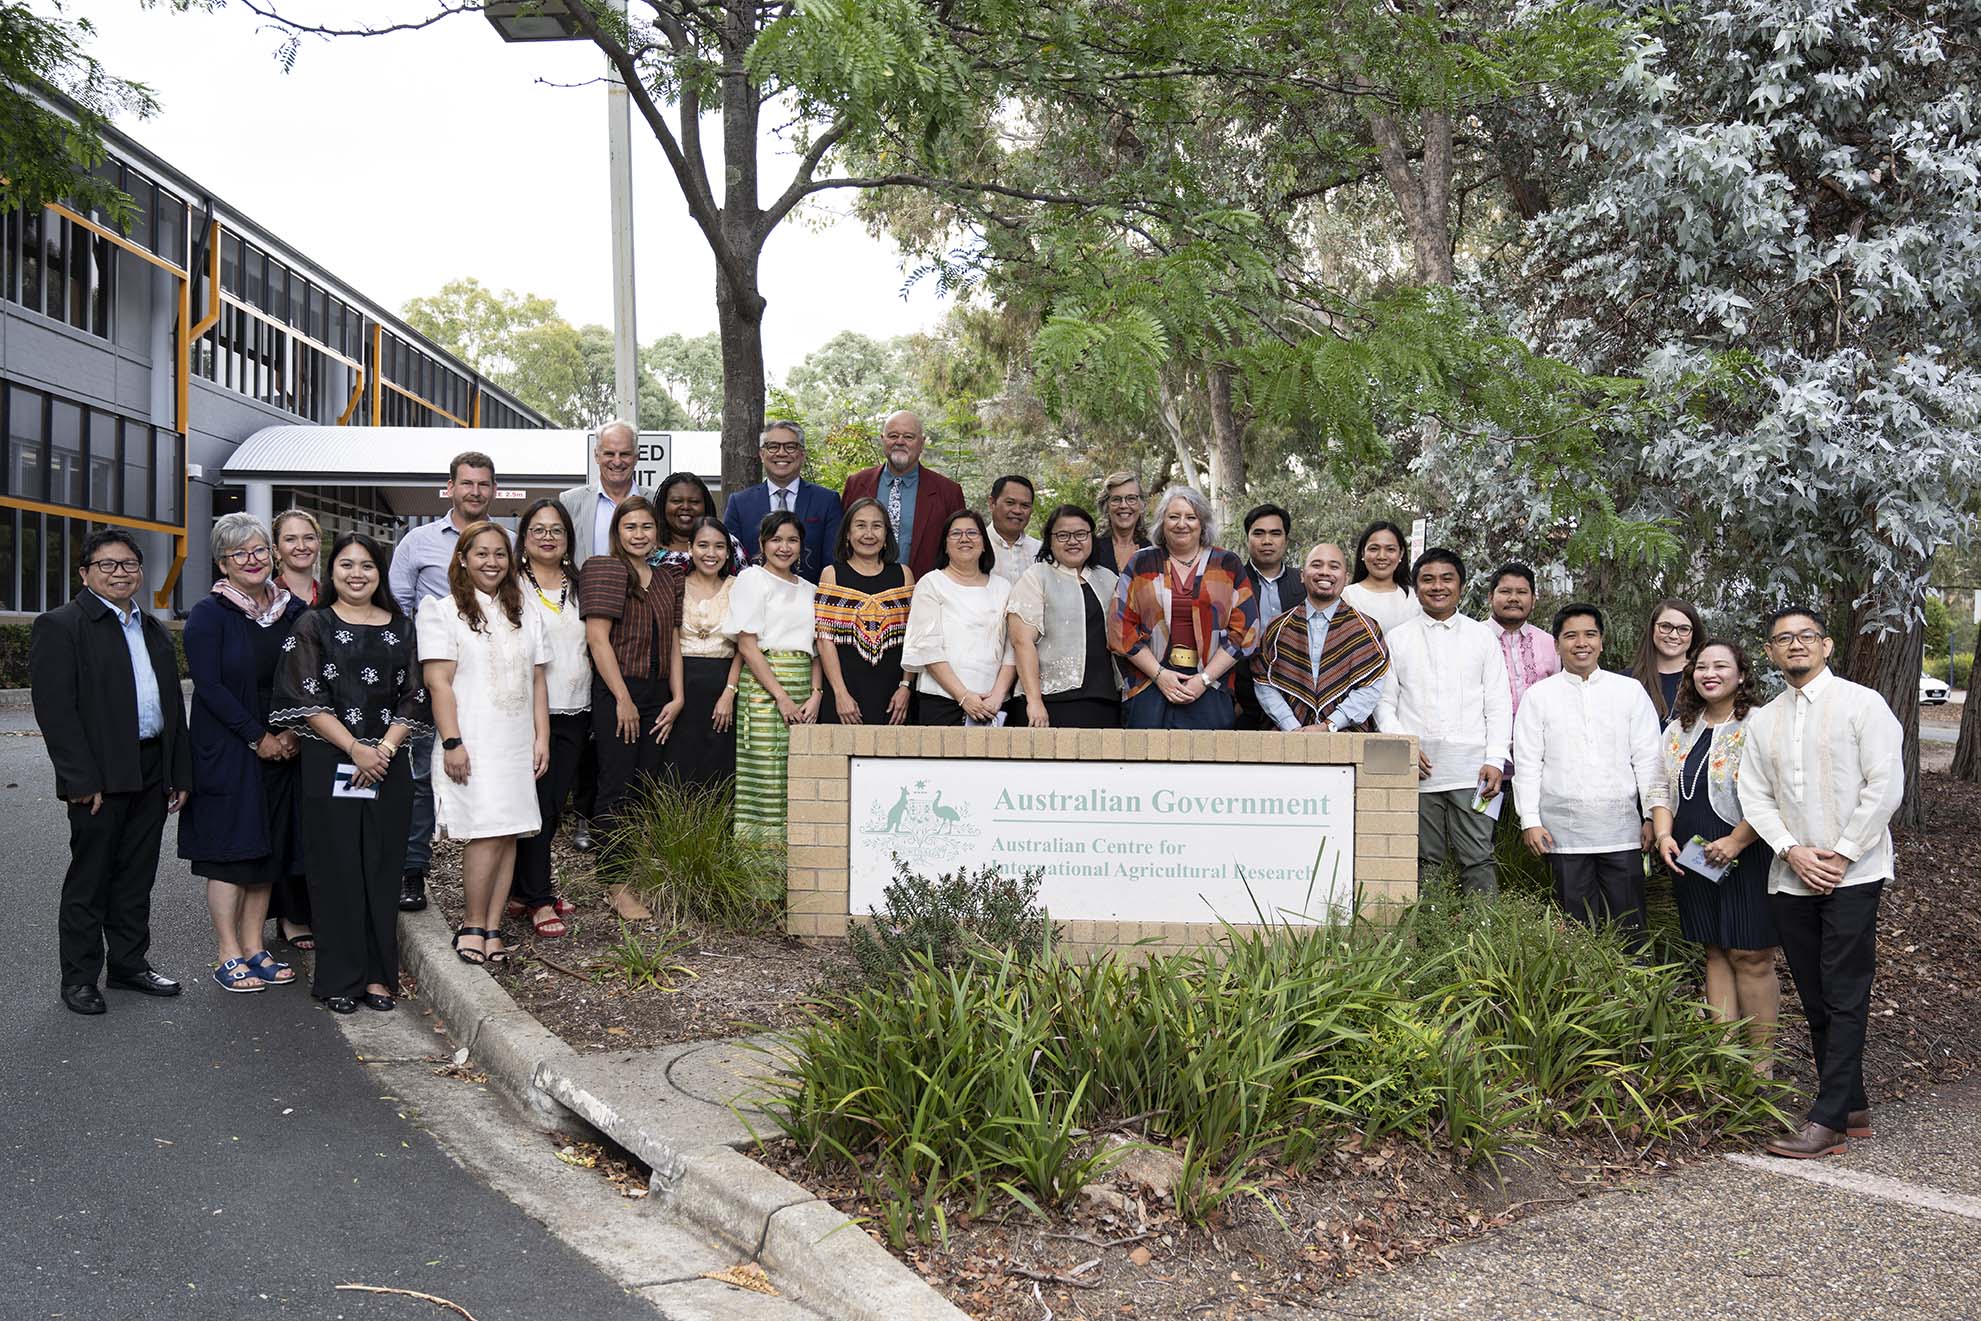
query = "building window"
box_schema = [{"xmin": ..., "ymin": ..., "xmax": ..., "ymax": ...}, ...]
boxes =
[
  {"xmin": 8, "ymin": 385, "xmax": 45, "ymax": 500},
  {"xmin": 48, "ymin": 399, "xmax": 84, "ymax": 508},
  {"xmin": 17, "ymin": 512, "xmax": 40, "ymax": 613},
  {"xmin": 0, "ymin": 509, "xmax": 15, "ymax": 613},
  {"xmin": 122, "ymin": 417, "xmax": 153, "ymax": 522},
  {"xmin": 88, "ymin": 411, "xmax": 118, "ymax": 513}
]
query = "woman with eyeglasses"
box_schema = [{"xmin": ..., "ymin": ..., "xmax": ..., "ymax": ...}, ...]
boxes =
[
  {"xmin": 508, "ymin": 499, "xmax": 590, "ymax": 940},
  {"xmin": 268, "ymin": 508, "xmax": 322, "ymax": 950},
  {"xmin": 1630, "ymin": 598, "xmax": 1706, "ymax": 724},
  {"xmin": 1087, "ymin": 471, "xmax": 1150, "ymax": 576},
  {"xmin": 901, "ymin": 510, "xmax": 1016, "ymax": 726},
  {"xmin": 1007, "ymin": 504, "xmax": 1121, "ymax": 728},
  {"xmin": 1107, "ymin": 486, "xmax": 1256, "ymax": 731},
  {"xmin": 180, "ymin": 513, "xmax": 309, "ymax": 994},
  {"xmin": 723, "ymin": 511, "xmax": 821, "ymax": 841},
  {"xmin": 271, "ymin": 533, "xmax": 428, "ymax": 1013},
  {"xmin": 814, "ymin": 497, "xmax": 914, "ymax": 727}
]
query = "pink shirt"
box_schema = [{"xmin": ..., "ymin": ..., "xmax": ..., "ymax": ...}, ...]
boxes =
[{"xmin": 1496, "ymin": 621, "xmax": 1559, "ymax": 722}]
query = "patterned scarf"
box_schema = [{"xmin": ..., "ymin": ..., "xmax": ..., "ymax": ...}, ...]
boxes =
[
  {"xmin": 1253, "ymin": 601, "xmax": 1389, "ymax": 726},
  {"xmin": 212, "ymin": 579, "xmax": 292, "ymax": 627}
]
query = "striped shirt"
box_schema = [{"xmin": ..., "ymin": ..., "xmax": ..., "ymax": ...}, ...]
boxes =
[{"xmin": 579, "ymin": 556, "xmax": 678, "ymax": 681}]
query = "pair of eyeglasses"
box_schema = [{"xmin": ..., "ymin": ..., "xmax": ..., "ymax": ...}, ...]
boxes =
[
  {"xmin": 221, "ymin": 546, "xmax": 272, "ymax": 565},
  {"xmin": 1769, "ymin": 630, "xmax": 1826, "ymax": 647},
  {"xmin": 1051, "ymin": 530, "xmax": 1092, "ymax": 544},
  {"xmin": 761, "ymin": 442, "xmax": 803, "ymax": 456},
  {"xmin": 1654, "ymin": 622, "xmax": 1694, "ymax": 636},
  {"xmin": 1105, "ymin": 494, "xmax": 1142, "ymax": 507},
  {"xmin": 528, "ymin": 526, "xmax": 568, "ymax": 540},
  {"xmin": 949, "ymin": 529, "xmax": 983, "ymax": 542},
  {"xmin": 88, "ymin": 558, "xmax": 144, "ymax": 575}
]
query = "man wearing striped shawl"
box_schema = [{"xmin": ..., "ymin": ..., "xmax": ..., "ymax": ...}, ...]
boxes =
[{"xmin": 1251, "ymin": 543, "xmax": 1389, "ymax": 733}]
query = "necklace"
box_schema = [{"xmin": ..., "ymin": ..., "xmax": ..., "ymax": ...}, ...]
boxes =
[
  {"xmin": 1679, "ymin": 721, "xmax": 1725, "ymax": 803},
  {"xmin": 523, "ymin": 561, "xmax": 569, "ymax": 613}
]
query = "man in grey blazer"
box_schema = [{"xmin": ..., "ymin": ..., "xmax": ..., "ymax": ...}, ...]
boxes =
[{"xmin": 560, "ymin": 421, "xmax": 641, "ymax": 563}]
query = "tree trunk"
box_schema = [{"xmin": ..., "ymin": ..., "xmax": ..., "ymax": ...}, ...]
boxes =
[
  {"xmin": 1845, "ymin": 601, "xmax": 1926, "ymax": 828},
  {"xmin": 1952, "ymin": 681, "xmax": 1981, "ymax": 780},
  {"xmin": 714, "ymin": 269, "xmax": 766, "ymax": 495},
  {"xmin": 1203, "ymin": 364, "xmax": 1248, "ymax": 532},
  {"xmin": 1366, "ymin": 107, "xmax": 1455, "ymax": 287},
  {"xmin": 1156, "ymin": 374, "xmax": 1203, "ymax": 492}
]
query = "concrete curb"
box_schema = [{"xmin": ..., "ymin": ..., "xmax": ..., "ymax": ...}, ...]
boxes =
[{"xmin": 401, "ymin": 905, "xmax": 969, "ymax": 1321}]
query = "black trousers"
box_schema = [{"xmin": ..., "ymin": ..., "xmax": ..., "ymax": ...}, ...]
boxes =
[
  {"xmin": 59, "ymin": 739, "xmax": 167, "ymax": 987},
  {"xmin": 298, "ymin": 743, "xmax": 412, "ymax": 1000},
  {"xmin": 570, "ymin": 729, "xmax": 598, "ymax": 820},
  {"xmin": 512, "ymin": 712, "xmax": 587, "ymax": 906},
  {"xmin": 591, "ymin": 675, "xmax": 666, "ymax": 872},
  {"xmin": 1771, "ymin": 881, "xmax": 1882, "ymax": 1131},
  {"xmin": 1549, "ymin": 849, "xmax": 1646, "ymax": 933}
]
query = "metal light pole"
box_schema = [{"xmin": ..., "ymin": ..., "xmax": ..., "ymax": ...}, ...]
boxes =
[{"xmin": 486, "ymin": 0, "xmax": 638, "ymax": 426}]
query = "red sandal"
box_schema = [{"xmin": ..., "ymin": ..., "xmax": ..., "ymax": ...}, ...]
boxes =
[{"xmin": 528, "ymin": 905, "xmax": 569, "ymax": 939}]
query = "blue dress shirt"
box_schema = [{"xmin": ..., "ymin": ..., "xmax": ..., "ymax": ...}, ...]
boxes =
[{"xmin": 94, "ymin": 591, "xmax": 164, "ymax": 739}]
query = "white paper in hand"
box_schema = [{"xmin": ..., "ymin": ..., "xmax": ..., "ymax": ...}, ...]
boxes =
[
  {"xmin": 332, "ymin": 762, "xmax": 379, "ymax": 800},
  {"xmin": 1470, "ymin": 783, "xmax": 1506, "ymax": 820},
  {"xmin": 1677, "ymin": 835, "xmax": 1731, "ymax": 882}
]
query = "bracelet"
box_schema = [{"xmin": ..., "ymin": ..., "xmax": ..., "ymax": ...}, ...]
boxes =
[
  {"xmin": 723, "ymin": 683, "xmax": 738, "ymax": 693},
  {"xmin": 897, "ymin": 679, "xmax": 911, "ymax": 689}
]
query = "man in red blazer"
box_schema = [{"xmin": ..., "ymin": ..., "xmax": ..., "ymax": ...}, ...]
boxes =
[{"xmin": 840, "ymin": 410, "xmax": 967, "ymax": 578}]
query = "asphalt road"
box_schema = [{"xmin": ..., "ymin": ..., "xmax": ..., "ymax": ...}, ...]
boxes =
[{"xmin": 0, "ymin": 705, "xmax": 660, "ymax": 1321}]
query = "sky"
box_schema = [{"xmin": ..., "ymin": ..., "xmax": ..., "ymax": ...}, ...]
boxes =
[{"xmin": 59, "ymin": 0, "xmax": 953, "ymax": 378}]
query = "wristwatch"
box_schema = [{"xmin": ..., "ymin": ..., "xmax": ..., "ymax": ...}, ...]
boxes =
[{"xmin": 441, "ymin": 737, "xmax": 464, "ymax": 751}]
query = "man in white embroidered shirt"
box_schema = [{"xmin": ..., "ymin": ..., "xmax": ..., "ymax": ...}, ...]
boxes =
[
  {"xmin": 987, "ymin": 474, "xmax": 1042, "ymax": 584},
  {"xmin": 1511, "ymin": 603, "xmax": 1663, "ymax": 933},
  {"xmin": 1737, "ymin": 606, "xmax": 1904, "ymax": 1160},
  {"xmin": 1375, "ymin": 549, "xmax": 1511, "ymax": 896}
]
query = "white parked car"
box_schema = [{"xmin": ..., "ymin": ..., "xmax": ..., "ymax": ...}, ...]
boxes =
[{"xmin": 1920, "ymin": 672, "xmax": 1951, "ymax": 705}]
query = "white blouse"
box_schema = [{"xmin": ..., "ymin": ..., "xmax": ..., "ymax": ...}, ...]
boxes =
[
  {"xmin": 521, "ymin": 574, "xmax": 591, "ymax": 714},
  {"xmin": 902, "ymin": 570, "xmax": 1014, "ymax": 697},
  {"xmin": 1342, "ymin": 580, "xmax": 1422, "ymax": 638},
  {"xmin": 722, "ymin": 566, "xmax": 818, "ymax": 654}
]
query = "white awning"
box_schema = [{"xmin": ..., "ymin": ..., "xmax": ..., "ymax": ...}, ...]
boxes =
[{"xmin": 220, "ymin": 426, "xmax": 724, "ymax": 488}]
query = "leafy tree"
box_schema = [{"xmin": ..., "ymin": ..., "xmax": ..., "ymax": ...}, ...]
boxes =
[
  {"xmin": 642, "ymin": 332, "xmax": 724, "ymax": 431},
  {"xmin": 1, "ymin": 1, "xmax": 155, "ymax": 224},
  {"xmin": 1469, "ymin": 0, "xmax": 1981, "ymax": 821}
]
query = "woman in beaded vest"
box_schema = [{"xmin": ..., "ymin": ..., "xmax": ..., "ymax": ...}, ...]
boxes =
[{"xmin": 1008, "ymin": 504, "xmax": 1121, "ymax": 729}]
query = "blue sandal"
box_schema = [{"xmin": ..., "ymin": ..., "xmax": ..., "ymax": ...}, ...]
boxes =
[
  {"xmin": 244, "ymin": 950, "xmax": 296, "ymax": 986},
  {"xmin": 212, "ymin": 958, "xmax": 266, "ymax": 993}
]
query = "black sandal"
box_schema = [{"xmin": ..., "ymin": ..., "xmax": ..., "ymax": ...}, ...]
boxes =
[
  {"xmin": 483, "ymin": 929, "xmax": 509, "ymax": 966},
  {"xmin": 453, "ymin": 926, "xmax": 488, "ymax": 965}
]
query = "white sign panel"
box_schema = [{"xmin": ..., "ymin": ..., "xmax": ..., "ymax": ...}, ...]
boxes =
[
  {"xmin": 586, "ymin": 430, "xmax": 674, "ymax": 495},
  {"xmin": 848, "ymin": 758, "xmax": 1356, "ymax": 926}
]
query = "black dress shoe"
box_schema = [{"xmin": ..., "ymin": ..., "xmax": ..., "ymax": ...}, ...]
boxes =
[
  {"xmin": 362, "ymin": 992, "xmax": 396, "ymax": 1012},
  {"xmin": 107, "ymin": 969, "xmax": 182, "ymax": 997},
  {"xmin": 399, "ymin": 872, "xmax": 427, "ymax": 912},
  {"xmin": 61, "ymin": 984, "xmax": 106, "ymax": 1015},
  {"xmin": 323, "ymin": 996, "xmax": 360, "ymax": 1015}
]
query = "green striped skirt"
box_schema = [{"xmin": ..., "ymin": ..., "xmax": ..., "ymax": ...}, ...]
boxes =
[{"xmin": 735, "ymin": 650, "xmax": 813, "ymax": 843}]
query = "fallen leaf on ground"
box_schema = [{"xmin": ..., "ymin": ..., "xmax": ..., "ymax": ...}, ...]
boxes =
[{"xmin": 702, "ymin": 1262, "xmax": 779, "ymax": 1295}]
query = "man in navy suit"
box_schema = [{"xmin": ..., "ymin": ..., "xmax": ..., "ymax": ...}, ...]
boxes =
[{"xmin": 723, "ymin": 420, "xmax": 843, "ymax": 581}]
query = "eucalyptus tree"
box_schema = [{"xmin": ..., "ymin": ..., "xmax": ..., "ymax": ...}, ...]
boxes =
[
  {"xmin": 1, "ymin": 1, "xmax": 154, "ymax": 221},
  {"xmin": 1468, "ymin": 0, "xmax": 1981, "ymax": 822}
]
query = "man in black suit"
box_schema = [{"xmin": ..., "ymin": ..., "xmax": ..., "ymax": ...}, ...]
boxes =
[
  {"xmin": 30, "ymin": 529, "xmax": 192, "ymax": 1015},
  {"xmin": 1236, "ymin": 503, "xmax": 1302, "ymax": 730}
]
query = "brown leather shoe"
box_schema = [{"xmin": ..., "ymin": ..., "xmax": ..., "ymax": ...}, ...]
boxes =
[
  {"xmin": 1846, "ymin": 1109, "xmax": 1872, "ymax": 1139},
  {"xmin": 1766, "ymin": 1121, "xmax": 1848, "ymax": 1159}
]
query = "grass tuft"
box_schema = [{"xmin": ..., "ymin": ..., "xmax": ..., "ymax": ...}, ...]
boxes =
[{"xmin": 599, "ymin": 776, "xmax": 785, "ymax": 931}]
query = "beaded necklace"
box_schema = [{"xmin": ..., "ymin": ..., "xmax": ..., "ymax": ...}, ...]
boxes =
[{"xmin": 523, "ymin": 560, "xmax": 569, "ymax": 614}]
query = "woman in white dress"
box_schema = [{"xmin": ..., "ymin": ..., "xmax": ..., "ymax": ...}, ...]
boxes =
[
  {"xmin": 508, "ymin": 499, "xmax": 590, "ymax": 939},
  {"xmin": 902, "ymin": 509, "xmax": 1017, "ymax": 726},
  {"xmin": 418, "ymin": 522, "xmax": 550, "ymax": 967},
  {"xmin": 722, "ymin": 512, "xmax": 820, "ymax": 842},
  {"xmin": 1342, "ymin": 519, "xmax": 1422, "ymax": 638}
]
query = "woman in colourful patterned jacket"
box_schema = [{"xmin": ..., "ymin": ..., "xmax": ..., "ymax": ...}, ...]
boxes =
[{"xmin": 1106, "ymin": 485, "xmax": 1258, "ymax": 730}]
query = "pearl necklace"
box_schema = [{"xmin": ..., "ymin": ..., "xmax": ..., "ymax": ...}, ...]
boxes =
[{"xmin": 1679, "ymin": 720, "xmax": 1727, "ymax": 803}]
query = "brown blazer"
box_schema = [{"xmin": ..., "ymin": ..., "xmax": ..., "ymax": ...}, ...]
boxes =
[{"xmin": 840, "ymin": 462, "xmax": 967, "ymax": 580}]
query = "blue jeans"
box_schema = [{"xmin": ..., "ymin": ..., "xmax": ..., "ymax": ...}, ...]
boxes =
[{"xmin": 404, "ymin": 731, "xmax": 434, "ymax": 875}]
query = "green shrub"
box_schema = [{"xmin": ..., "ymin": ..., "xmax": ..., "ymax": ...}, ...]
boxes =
[
  {"xmin": 761, "ymin": 897, "xmax": 1787, "ymax": 1248},
  {"xmin": 1924, "ymin": 651, "xmax": 1972, "ymax": 687},
  {"xmin": 595, "ymin": 924, "xmax": 699, "ymax": 992},
  {"xmin": 600, "ymin": 776, "xmax": 785, "ymax": 931},
  {"xmin": 1, "ymin": 617, "xmax": 188, "ymax": 689},
  {"xmin": 848, "ymin": 856, "xmax": 1056, "ymax": 983}
]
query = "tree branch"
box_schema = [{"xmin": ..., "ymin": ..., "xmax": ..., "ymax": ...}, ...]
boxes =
[
  {"xmin": 234, "ymin": 0, "xmax": 476, "ymax": 38},
  {"xmin": 757, "ymin": 120, "xmax": 852, "ymax": 239}
]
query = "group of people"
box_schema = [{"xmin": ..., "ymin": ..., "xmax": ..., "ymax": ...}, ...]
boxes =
[{"xmin": 34, "ymin": 410, "xmax": 1906, "ymax": 1163}]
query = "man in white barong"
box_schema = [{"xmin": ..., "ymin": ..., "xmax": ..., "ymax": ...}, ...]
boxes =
[{"xmin": 1738, "ymin": 606, "xmax": 1904, "ymax": 1160}]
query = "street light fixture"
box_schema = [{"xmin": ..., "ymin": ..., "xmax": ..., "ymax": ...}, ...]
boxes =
[{"xmin": 484, "ymin": 0, "xmax": 640, "ymax": 432}]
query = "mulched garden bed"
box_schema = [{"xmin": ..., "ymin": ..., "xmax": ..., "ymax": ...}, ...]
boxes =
[{"xmin": 427, "ymin": 773, "xmax": 1981, "ymax": 1319}]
